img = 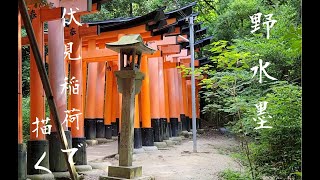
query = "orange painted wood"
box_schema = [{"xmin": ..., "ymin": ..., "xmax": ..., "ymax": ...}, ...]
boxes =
[
  {"xmin": 143, "ymin": 35, "xmax": 162, "ymax": 42},
  {"xmin": 21, "ymin": 33, "xmax": 48, "ymax": 46},
  {"xmin": 23, "ymin": 1, "xmax": 100, "ymax": 25},
  {"xmin": 186, "ymin": 80, "xmax": 192, "ymax": 118},
  {"xmin": 158, "ymin": 57, "xmax": 166, "ymax": 118},
  {"xmin": 23, "ymin": 24, "xmax": 158, "ymax": 51},
  {"xmin": 84, "ymin": 56, "xmax": 119, "ymax": 62},
  {"xmin": 22, "ymin": 12, "xmax": 155, "ymax": 47},
  {"xmin": 65, "ymin": 58, "xmax": 71, "ymax": 119},
  {"xmin": 196, "ymin": 80, "xmax": 201, "ymax": 118},
  {"xmin": 195, "ymin": 60, "xmax": 199, "ymax": 66},
  {"xmin": 181, "ymin": 74, "xmax": 188, "ymax": 117},
  {"xmin": 68, "ymin": 60, "xmax": 85, "ymax": 138},
  {"xmin": 104, "ymin": 63, "xmax": 113, "ymax": 125},
  {"xmin": 148, "ymin": 57, "xmax": 160, "ymax": 119},
  {"xmin": 40, "ymin": 7, "xmax": 64, "ymax": 22},
  {"xmin": 114, "ymin": 33, "xmax": 123, "ymax": 123},
  {"xmin": 67, "ymin": 91, "xmax": 72, "ymax": 128},
  {"xmin": 21, "ymin": 6, "xmax": 62, "ymax": 26},
  {"xmin": 134, "ymin": 95, "xmax": 140, "ymax": 128},
  {"xmin": 25, "ymin": 0, "xmax": 42, "ymax": 5},
  {"xmin": 23, "ymin": 25, "xmax": 97, "ymax": 45},
  {"xmin": 180, "ymin": 58, "xmax": 191, "ymax": 63},
  {"xmin": 65, "ymin": 23, "xmax": 89, "ymax": 37},
  {"xmin": 161, "ymin": 44, "xmax": 181, "ymax": 55},
  {"xmin": 82, "ymin": 61, "xmax": 87, "ymax": 119},
  {"xmin": 173, "ymin": 68, "xmax": 181, "ymax": 122},
  {"xmin": 179, "ymin": 58, "xmax": 199, "ymax": 66},
  {"xmin": 18, "ymin": 11, "xmax": 23, "ymax": 144},
  {"xmin": 139, "ymin": 31, "xmax": 152, "ymax": 38},
  {"xmin": 29, "ymin": 8, "xmax": 46, "ymax": 140},
  {"xmin": 85, "ymin": 62, "xmax": 98, "ymax": 118},
  {"xmin": 82, "ymin": 37, "xmax": 118, "ymax": 46},
  {"xmin": 65, "ymin": 58, "xmax": 69, "ymax": 79},
  {"xmin": 166, "ymin": 68, "xmax": 179, "ymax": 118},
  {"xmin": 82, "ymin": 48, "xmax": 118, "ymax": 59},
  {"xmin": 183, "ymin": 63, "xmax": 190, "ymax": 68},
  {"xmin": 69, "ymin": 15, "xmax": 84, "ymax": 137},
  {"xmin": 111, "ymin": 64, "xmax": 119, "ymax": 123},
  {"xmin": 177, "ymin": 70, "xmax": 185, "ymax": 114},
  {"xmin": 82, "ymin": 24, "xmax": 148, "ymax": 41},
  {"xmin": 155, "ymin": 36, "xmax": 177, "ymax": 46},
  {"xmin": 166, "ymin": 49, "xmax": 188, "ymax": 61},
  {"xmin": 138, "ymin": 96, "xmax": 142, "ymax": 126},
  {"xmin": 140, "ymin": 55, "xmax": 152, "ymax": 128},
  {"xmin": 166, "ymin": 18, "xmax": 177, "ymax": 25},
  {"xmin": 79, "ymin": 25, "xmax": 99, "ymax": 37},
  {"xmin": 146, "ymin": 41, "xmax": 157, "ymax": 50},
  {"xmin": 21, "ymin": 36, "xmax": 30, "ymax": 46},
  {"xmin": 23, "ymin": 25, "xmax": 96, "ymax": 45},
  {"xmin": 163, "ymin": 60, "xmax": 171, "ymax": 122},
  {"xmin": 145, "ymin": 51, "xmax": 161, "ymax": 58},
  {"xmin": 118, "ymin": 93, "xmax": 122, "ymax": 131},
  {"xmin": 165, "ymin": 27, "xmax": 181, "ymax": 36},
  {"xmin": 82, "ymin": 31, "xmax": 152, "ymax": 44},
  {"xmin": 95, "ymin": 62, "xmax": 106, "ymax": 118},
  {"xmin": 163, "ymin": 61, "xmax": 178, "ymax": 69},
  {"xmin": 196, "ymin": 89, "xmax": 200, "ymax": 118}
]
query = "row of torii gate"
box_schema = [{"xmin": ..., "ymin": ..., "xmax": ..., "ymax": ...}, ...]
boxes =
[{"xmin": 18, "ymin": 0, "xmax": 212, "ymax": 179}]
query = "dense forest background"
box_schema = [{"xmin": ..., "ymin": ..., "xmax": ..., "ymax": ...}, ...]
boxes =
[{"xmin": 21, "ymin": 0, "xmax": 302, "ymax": 179}]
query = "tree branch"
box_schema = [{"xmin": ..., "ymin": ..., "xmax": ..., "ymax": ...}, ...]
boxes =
[
  {"xmin": 198, "ymin": 7, "xmax": 211, "ymax": 22},
  {"xmin": 202, "ymin": 0, "xmax": 219, "ymax": 15}
]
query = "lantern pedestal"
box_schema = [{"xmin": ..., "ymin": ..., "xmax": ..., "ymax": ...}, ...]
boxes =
[
  {"xmin": 105, "ymin": 70, "xmax": 148, "ymax": 179},
  {"xmin": 102, "ymin": 34, "xmax": 155, "ymax": 180}
]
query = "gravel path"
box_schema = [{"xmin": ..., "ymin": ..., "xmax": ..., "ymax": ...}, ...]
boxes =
[{"xmin": 81, "ymin": 128, "xmax": 242, "ymax": 180}]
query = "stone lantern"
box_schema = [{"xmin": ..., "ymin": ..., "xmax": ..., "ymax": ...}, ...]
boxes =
[{"xmin": 101, "ymin": 34, "xmax": 155, "ymax": 180}]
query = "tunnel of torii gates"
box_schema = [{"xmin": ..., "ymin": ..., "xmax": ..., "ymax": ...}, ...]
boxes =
[{"xmin": 18, "ymin": 0, "xmax": 213, "ymax": 178}]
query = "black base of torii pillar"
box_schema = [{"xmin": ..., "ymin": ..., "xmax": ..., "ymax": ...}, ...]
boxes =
[{"xmin": 18, "ymin": 143, "xmax": 27, "ymax": 180}]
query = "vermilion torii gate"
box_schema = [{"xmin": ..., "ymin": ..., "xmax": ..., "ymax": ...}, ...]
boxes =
[
  {"xmin": 81, "ymin": 8, "xmax": 168, "ymax": 147},
  {"xmin": 19, "ymin": 1, "xmax": 212, "ymax": 179},
  {"xmin": 18, "ymin": 0, "xmax": 110, "ymax": 179}
]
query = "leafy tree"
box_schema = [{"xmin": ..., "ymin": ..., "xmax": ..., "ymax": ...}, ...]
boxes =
[
  {"xmin": 249, "ymin": 83, "xmax": 302, "ymax": 179},
  {"xmin": 81, "ymin": 0, "xmax": 195, "ymax": 22}
]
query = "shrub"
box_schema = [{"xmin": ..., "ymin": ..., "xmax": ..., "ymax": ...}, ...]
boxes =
[{"xmin": 249, "ymin": 84, "xmax": 302, "ymax": 179}]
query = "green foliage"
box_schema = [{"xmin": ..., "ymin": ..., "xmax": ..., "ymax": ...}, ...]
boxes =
[
  {"xmin": 194, "ymin": 1, "xmax": 301, "ymax": 176},
  {"xmin": 22, "ymin": 96, "xmax": 51, "ymax": 143},
  {"xmin": 224, "ymin": 83, "xmax": 301, "ymax": 179},
  {"xmin": 22, "ymin": 46, "xmax": 30, "ymax": 97},
  {"xmin": 208, "ymin": 0, "xmax": 262, "ymax": 41},
  {"xmin": 218, "ymin": 169, "xmax": 253, "ymax": 180},
  {"xmin": 249, "ymin": 83, "xmax": 302, "ymax": 179},
  {"xmin": 192, "ymin": 40, "xmax": 262, "ymax": 128},
  {"xmin": 22, "ymin": 97, "xmax": 30, "ymax": 143},
  {"xmin": 209, "ymin": 40, "xmax": 258, "ymax": 70},
  {"xmin": 82, "ymin": 0, "xmax": 195, "ymax": 22},
  {"xmin": 234, "ymin": 3, "xmax": 302, "ymax": 83}
]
